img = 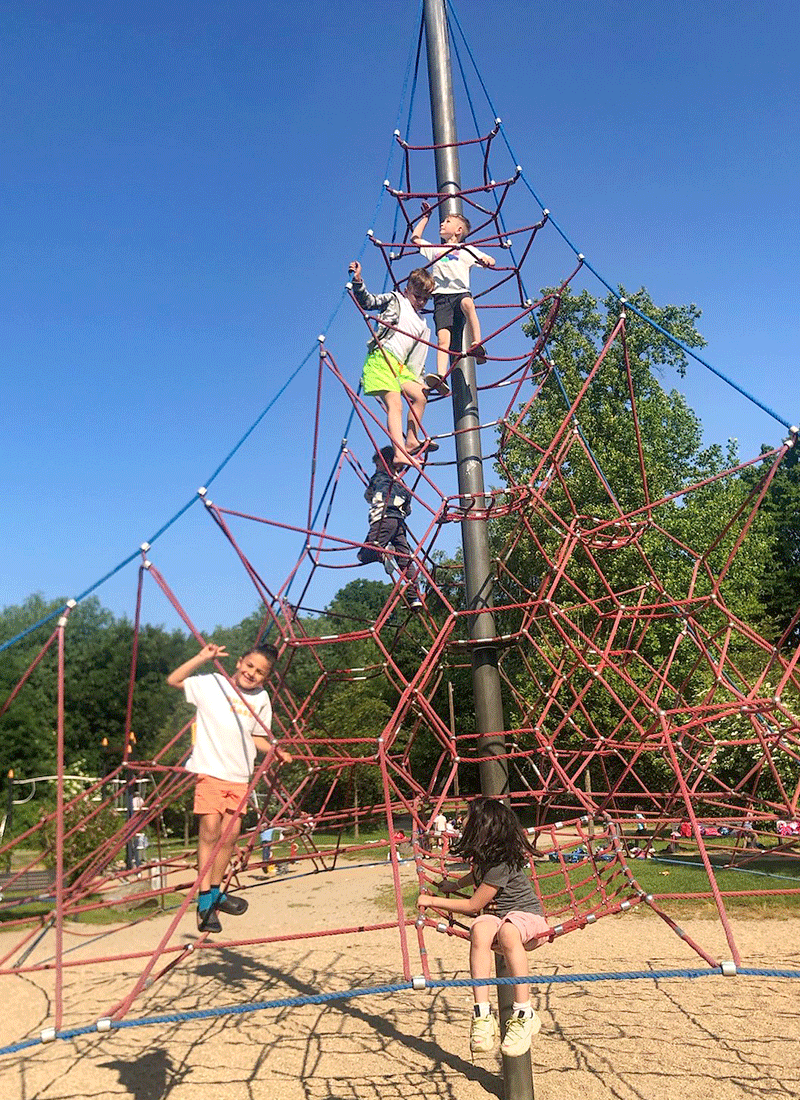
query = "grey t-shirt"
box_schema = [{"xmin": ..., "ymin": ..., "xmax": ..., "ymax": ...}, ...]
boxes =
[{"xmin": 477, "ymin": 861, "xmax": 543, "ymax": 918}]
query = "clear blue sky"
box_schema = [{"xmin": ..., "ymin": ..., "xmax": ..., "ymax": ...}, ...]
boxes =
[{"xmin": 2, "ymin": 0, "xmax": 798, "ymax": 640}]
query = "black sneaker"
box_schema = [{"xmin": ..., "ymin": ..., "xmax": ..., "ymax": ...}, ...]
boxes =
[
  {"xmin": 197, "ymin": 906, "xmax": 222, "ymax": 933},
  {"xmin": 216, "ymin": 892, "xmax": 249, "ymax": 916}
]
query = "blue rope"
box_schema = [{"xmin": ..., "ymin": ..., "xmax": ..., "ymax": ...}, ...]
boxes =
[{"xmin": 2, "ymin": 965, "xmax": 797, "ymax": 1056}]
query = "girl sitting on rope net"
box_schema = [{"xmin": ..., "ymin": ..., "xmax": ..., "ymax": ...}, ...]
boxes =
[{"xmin": 417, "ymin": 797, "xmax": 551, "ymax": 1058}]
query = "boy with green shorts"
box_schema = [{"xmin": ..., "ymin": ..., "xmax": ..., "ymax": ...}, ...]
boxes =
[{"xmin": 348, "ymin": 261, "xmax": 436, "ymax": 469}]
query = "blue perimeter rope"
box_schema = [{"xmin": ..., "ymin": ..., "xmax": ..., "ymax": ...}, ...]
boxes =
[{"xmin": 2, "ymin": 966, "xmax": 798, "ymax": 1057}]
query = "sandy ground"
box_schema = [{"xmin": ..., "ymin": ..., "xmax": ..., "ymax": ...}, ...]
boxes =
[{"xmin": 1, "ymin": 859, "xmax": 798, "ymax": 1100}]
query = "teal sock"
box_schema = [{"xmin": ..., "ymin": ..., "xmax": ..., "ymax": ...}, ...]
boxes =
[
  {"xmin": 198, "ymin": 889, "xmax": 214, "ymax": 913},
  {"xmin": 210, "ymin": 885, "xmax": 221, "ymax": 904}
]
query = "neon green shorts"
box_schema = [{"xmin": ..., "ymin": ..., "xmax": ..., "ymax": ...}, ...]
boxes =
[{"xmin": 361, "ymin": 348, "xmax": 419, "ymax": 395}]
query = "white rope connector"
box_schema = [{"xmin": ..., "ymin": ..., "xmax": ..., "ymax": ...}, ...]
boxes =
[
  {"xmin": 143, "ymin": 560, "xmax": 152, "ymax": 571},
  {"xmin": 394, "ymin": 129, "xmax": 401, "ymax": 137},
  {"xmin": 197, "ymin": 487, "xmax": 207, "ymax": 497},
  {"xmin": 367, "ymin": 229, "xmax": 374, "ymax": 238},
  {"xmin": 436, "ymin": 921, "xmax": 448, "ymax": 934},
  {"xmin": 495, "ymin": 117, "xmax": 502, "ymax": 125},
  {"xmin": 96, "ymin": 1018, "xmax": 112, "ymax": 1033},
  {"xmin": 543, "ymin": 208, "xmax": 550, "ymax": 216},
  {"xmin": 721, "ymin": 960, "xmax": 737, "ymax": 977},
  {"xmin": 140, "ymin": 542, "xmax": 151, "ymax": 553},
  {"xmin": 57, "ymin": 616, "xmax": 68, "ymax": 628},
  {"xmin": 586, "ymin": 913, "xmax": 597, "ymax": 924},
  {"xmin": 317, "ymin": 334, "xmax": 325, "ymax": 344},
  {"xmin": 412, "ymin": 975, "xmax": 427, "ymax": 990},
  {"xmin": 41, "ymin": 1027, "xmax": 56, "ymax": 1042},
  {"xmin": 620, "ymin": 901, "xmax": 631, "ymax": 911},
  {"xmin": 383, "ymin": 180, "xmax": 390, "ymax": 189},
  {"xmin": 578, "ymin": 253, "xmax": 585, "ymax": 261},
  {"xmin": 515, "ymin": 165, "xmax": 522, "ymax": 173}
]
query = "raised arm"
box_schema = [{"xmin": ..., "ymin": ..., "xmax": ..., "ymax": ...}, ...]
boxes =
[
  {"xmin": 411, "ymin": 201, "xmax": 432, "ymax": 245},
  {"xmin": 348, "ymin": 260, "xmax": 395, "ymax": 314},
  {"xmin": 166, "ymin": 642, "xmax": 228, "ymax": 689}
]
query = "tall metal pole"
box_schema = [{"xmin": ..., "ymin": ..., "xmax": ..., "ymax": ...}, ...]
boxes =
[{"xmin": 423, "ymin": 3, "xmax": 534, "ymax": 1096}]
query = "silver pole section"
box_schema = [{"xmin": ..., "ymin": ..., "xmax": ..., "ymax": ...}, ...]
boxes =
[{"xmin": 422, "ymin": 3, "xmax": 534, "ymax": 1097}]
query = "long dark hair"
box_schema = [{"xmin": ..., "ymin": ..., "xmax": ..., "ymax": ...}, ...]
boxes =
[{"xmin": 451, "ymin": 797, "xmax": 534, "ymax": 873}]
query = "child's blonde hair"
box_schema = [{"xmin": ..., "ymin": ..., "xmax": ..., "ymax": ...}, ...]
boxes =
[
  {"xmin": 444, "ymin": 213, "xmax": 471, "ymax": 236},
  {"xmin": 407, "ymin": 268, "xmax": 435, "ymax": 298}
]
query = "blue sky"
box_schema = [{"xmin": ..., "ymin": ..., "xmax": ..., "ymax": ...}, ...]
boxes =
[{"xmin": 2, "ymin": 0, "xmax": 798, "ymax": 641}]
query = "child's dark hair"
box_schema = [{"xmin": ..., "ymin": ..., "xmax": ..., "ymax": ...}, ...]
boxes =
[
  {"xmin": 242, "ymin": 643, "xmax": 278, "ymax": 665},
  {"xmin": 374, "ymin": 445, "xmax": 396, "ymax": 467},
  {"xmin": 451, "ymin": 797, "xmax": 534, "ymax": 872}
]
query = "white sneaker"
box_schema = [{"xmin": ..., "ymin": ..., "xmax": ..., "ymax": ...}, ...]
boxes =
[
  {"xmin": 470, "ymin": 1011, "xmax": 499, "ymax": 1053},
  {"xmin": 500, "ymin": 1010, "xmax": 541, "ymax": 1057}
]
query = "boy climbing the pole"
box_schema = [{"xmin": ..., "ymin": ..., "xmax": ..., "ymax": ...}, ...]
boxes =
[
  {"xmin": 167, "ymin": 642, "xmax": 292, "ymax": 932},
  {"xmin": 348, "ymin": 260, "xmax": 436, "ymax": 469},
  {"xmin": 412, "ymin": 202, "xmax": 495, "ymax": 396},
  {"xmin": 357, "ymin": 445, "xmax": 423, "ymax": 610}
]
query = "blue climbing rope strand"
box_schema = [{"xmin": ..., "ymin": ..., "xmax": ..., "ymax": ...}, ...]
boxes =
[{"xmin": 2, "ymin": 966, "xmax": 797, "ymax": 1057}]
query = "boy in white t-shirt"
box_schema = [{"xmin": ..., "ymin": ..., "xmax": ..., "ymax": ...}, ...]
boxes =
[
  {"xmin": 348, "ymin": 260, "xmax": 436, "ymax": 469},
  {"xmin": 412, "ymin": 204, "xmax": 495, "ymax": 395},
  {"xmin": 167, "ymin": 641, "xmax": 291, "ymax": 932}
]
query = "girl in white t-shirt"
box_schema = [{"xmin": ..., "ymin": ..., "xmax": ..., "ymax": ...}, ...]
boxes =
[{"xmin": 168, "ymin": 642, "xmax": 291, "ymax": 932}]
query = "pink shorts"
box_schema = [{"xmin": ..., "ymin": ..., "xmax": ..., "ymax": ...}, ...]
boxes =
[
  {"xmin": 193, "ymin": 774, "xmax": 249, "ymax": 816},
  {"xmin": 473, "ymin": 911, "xmax": 551, "ymax": 951}
]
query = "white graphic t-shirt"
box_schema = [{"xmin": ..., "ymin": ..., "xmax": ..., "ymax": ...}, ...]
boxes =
[
  {"xmin": 418, "ymin": 239, "xmax": 493, "ymax": 295},
  {"xmin": 184, "ymin": 673, "xmax": 272, "ymax": 784}
]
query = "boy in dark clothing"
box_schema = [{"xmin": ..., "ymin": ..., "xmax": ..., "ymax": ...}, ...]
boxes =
[{"xmin": 357, "ymin": 447, "xmax": 422, "ymax": 609}]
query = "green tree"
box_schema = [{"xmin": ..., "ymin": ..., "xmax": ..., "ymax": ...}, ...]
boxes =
[
  {"xmin": 743, "ymin": 444, "xmax": 800, "ymax": 645},
  {"xmin": 490, "ymin": 287, "xmax": 774, "ymax": 797}
]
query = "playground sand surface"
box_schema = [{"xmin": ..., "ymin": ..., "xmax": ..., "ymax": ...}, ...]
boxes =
[{"xmin": 1, "ymin": 860, "xmax": 798, "ymax": 1100}]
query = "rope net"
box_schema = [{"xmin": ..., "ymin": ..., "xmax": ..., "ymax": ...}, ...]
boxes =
[{"xmin": 1, "ymin": 22, "xmax": 799, "ymax": 1046}]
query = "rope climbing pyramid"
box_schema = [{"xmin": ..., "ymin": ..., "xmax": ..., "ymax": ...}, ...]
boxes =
[{"xmin": 1, "ymin": 2, "xmax": 799, "ymax": 1056}]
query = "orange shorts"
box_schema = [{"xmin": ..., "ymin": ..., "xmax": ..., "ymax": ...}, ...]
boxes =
[
  {"xmin": 472, "ymin": 911, "xmax": 551, "ymax": 951},
  {"xmin": 193, "ymin": 774, "xmax": 249, "ymax": 816}
]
